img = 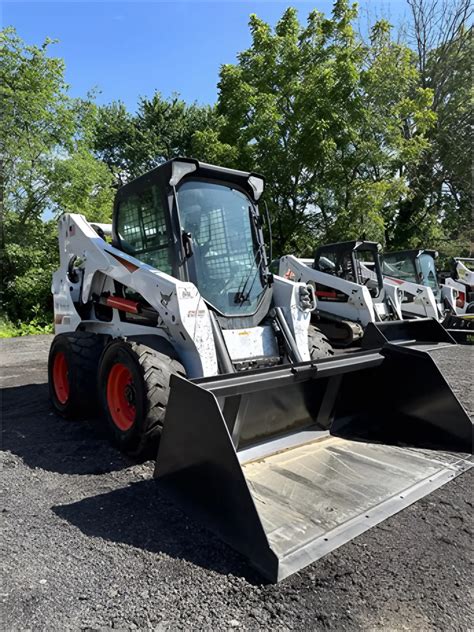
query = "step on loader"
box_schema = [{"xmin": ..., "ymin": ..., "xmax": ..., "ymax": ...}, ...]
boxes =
[{"xmin": 48, "ymin": 158, "xmax": 472, "ymax": 582}]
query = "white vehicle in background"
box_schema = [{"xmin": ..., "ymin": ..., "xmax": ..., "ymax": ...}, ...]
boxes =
[
  {"xmin": 381, "ymin": 249, "xmax": 474, "ymax": 343},
  {"xmin": 279, "ymin": 241, "xmax": 403, "ymax": 347},
  {"xmin": 380, "ymin": 249, "xmax": 450, "ymax": 320},
  {"xmin": 442, "ymin": 258, "xmax": 474, "ymax": 315},
  {"xmin": 279, "ymin": 244, "xmax": 473, "ymax": 347}
]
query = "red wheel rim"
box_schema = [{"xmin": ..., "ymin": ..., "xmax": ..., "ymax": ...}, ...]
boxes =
[
  {"xmin": 53, "ymin": 351, "xmax": 70, "ymax": 404},
  {"xmin": 106, "ymin": 363, "xmax": 136, "ymax": 431}
]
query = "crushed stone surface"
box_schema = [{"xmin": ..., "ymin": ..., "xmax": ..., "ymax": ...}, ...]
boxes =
[{"xmin": 1, "ymin": 335, "xmax": 472, "ymax": 631}]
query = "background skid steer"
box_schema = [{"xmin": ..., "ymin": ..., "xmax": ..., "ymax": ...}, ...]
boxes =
[
  {"xmin": 279, "ymin": 241, "xmax": 403, "ymax": 347},
  {"xmin": 382, "ymin": 249, "xmax": 474, "ymax": 344},
  {"xmin": 441, "ymin": 257, "xmax": 474, "ymax": 316},
  {"xmin": 49, "ymin": 157, "xmax": 472, "ymax": 582}
]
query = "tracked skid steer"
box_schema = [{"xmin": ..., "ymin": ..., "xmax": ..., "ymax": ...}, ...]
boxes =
[
  {"xmin": 279, "ymin": 241, "xmax": 404, "ymax": 347},
  {"xmin": 49, "ymin": 158, "xmax": 472, "ymax": 583}
]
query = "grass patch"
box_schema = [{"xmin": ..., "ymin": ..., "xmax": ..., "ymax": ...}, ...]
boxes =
[{"xmin": 0, "ymin": 316, "xmax": 53, "ymax": 338}]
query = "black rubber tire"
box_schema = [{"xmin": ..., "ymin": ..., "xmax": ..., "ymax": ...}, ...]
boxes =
[
  {"xmin": 466, "ymin": 302, "xmax": 474, "ymax": 314},
  {"xmin": 48, "ymin": 331, "xmax": 107, "ymax": 418},
  {"xmin": 97, "ymin": 339, "xmax": 186, "ymax": 459},
  {"xmin": 308, "ymin": 324, "xmax": 334, "ymax": 360}
]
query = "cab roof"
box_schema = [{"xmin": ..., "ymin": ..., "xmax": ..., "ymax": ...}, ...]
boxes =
[{"xmin": 114, "ymin": 157, "xmax": 265, "ymax": 205}]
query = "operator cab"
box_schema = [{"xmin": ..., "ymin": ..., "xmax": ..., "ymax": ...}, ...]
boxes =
[
  {"xmin": 113, "ymin": 158, "xmax": 272, "ymax": 327},
  {"xmin": 383, "ymin": 249, "xmax": 440, "ymax": 298},
  {"xmin": 313, "ymin": 241, "xmax": 385, "ymax": 299}
]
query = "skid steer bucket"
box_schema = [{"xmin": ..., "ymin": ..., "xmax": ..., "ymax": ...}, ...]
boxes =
[
  {"xmin": 442, "ymin": 313, "xmax": 474, "ymax": 345},
  {"xmin": 361, "ymin": 316, "xmax": 455, "ymax": 348},
  {"xmin": 154, "ymin": 332, "xmax": 472, "ymax": 582}
]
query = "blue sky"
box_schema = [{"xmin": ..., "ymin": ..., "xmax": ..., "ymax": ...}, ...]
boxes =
[{"xmin": 4, "ymin": 1, "xmax": 410, "ymax": 110}]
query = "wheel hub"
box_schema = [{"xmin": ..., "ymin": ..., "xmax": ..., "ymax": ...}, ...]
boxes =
[
  {"xmin": 124, "ymin": 383, "xmax": 135, "ymax": 405},
  {"xmin": 106, "ymin": 363, "xmax": 137, "ymax": 431},
  {"xmin": 52, "ymin": 351, "xmax": 70, "ymax": 404}
]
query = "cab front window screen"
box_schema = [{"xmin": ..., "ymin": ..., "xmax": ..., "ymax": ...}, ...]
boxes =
[
  {"xmin": 382, "ymin": 255, "xmax": 416, "ymax": 281},
  {"xmin": 315, "ymin": 250, "xmax": 355, "ymax": 281},
  {"xmin": 117, "ymin": 186, "xmax": 173, "ymax": 275},
  {"xmin": 177, "ymin": 180, "xmax": 265, "ymax": 316},
  {"xmin": 418, "ymin": 253, "xmax": 439, "ymax": 294}
]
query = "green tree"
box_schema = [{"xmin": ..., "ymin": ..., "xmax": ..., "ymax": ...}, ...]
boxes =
[
  {"xmin": 217, "ymin": 3, "xmax": 434, "ymax": 255},
  {"xmin": 218, "ymin": 4, "xmax": 363, "ymax": 254},
  {"xmin": 1, "ymin": 28, "xmax": 76, "ymax": 222},
  {"xmin": 392, "ymin": 0, "xmax": 473, "ymax": 251},
  {"xmin": 2, "ymin": 215, "xmax": 58, "ymax": 323},
  {"xmin": 92, "ymin": 101, "xmax": 139, "ymax": 185},
  {"xmin": 0, "ymin": 28, "xmax": 114, "ymax": 326},
  {"xmin": 93, "ymin": 94, "xmax": 229, "ymax": 184},
  {"xmin": 49, "ymin": 147, "xmax": 114, "ymax": 222},
  {"xmin": 338, "ymin": 19, "xmax": 435, "ymax": 246},
  {"xmin": 0, "ymin": 28, "xmax": 115, "ymax": 225}
]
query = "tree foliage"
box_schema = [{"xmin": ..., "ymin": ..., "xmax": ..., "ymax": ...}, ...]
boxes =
[
  {"xmin": 1, "ymin": 1, "xmax": 472, "ymax": 329},
  {"xmin": 0, "ymin": 28, "xmax": 114, "ymax": 223},
  {"xmin": 92, "ymin": 95, "xmax": 233, "ymax": 185},
  {"xmin": 395, "ymin": 0, "xmax": 473, "ymax": 252},
  {"xmin": 217, "ymin": 3, "xmax": 437, "ymax": 255},
  {"xmin": 0, "ymin": 28, "xmax": 113, "ymax": 324},
  {"xmin": 2, "ymin": 215, "xmax": 57, "ymax": 323}
]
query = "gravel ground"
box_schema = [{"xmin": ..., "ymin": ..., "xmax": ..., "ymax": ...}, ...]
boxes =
[{"xmin": 1, "ymin": 335, "xmax": 473, "ymax": 631}]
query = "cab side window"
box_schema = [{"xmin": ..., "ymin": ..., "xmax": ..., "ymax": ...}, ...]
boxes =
[{"xmin": 116, "ymin": 186, "xmax": 173, "ymax": 275}]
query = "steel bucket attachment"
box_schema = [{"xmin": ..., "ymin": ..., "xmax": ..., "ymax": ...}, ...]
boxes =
[
  {"xmin": 361, "ymin": 317, "xmax": 455, "ymax": 348},
  {"xmin": 154, "ymin": 340, "xmax": 472, "ymax": 582},
  {"xmin": 442, "ymin": 313, "xmax": 474, "ymax": 345}
]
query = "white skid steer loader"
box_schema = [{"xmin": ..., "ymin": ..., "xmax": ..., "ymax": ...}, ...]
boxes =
[
  {"xmin": 279, "ymin": 241, "xmax": 403, "ymax": 347},
  {"xmin": 48, "ymin": 158, "xmax": 472, "ymax": 582},
  {"xmin": 382, "ymin": 249, "xmax": 474, "ymax": 343},
  {"xmin": 441, "ymin": 257, "xmax": 474, "ymax": 316}
]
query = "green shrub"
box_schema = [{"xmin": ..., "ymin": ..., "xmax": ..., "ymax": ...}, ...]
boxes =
[
  {"xmin": 1, "ymin": 214, "xmax": 58, "ymax": 324},
  {"xmin": 0, "ymin": 309, "xmax": 53, "ymax": 338}
]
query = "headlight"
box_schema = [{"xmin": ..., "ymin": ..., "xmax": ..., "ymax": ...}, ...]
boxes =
[
  {"xmin": 170, "ymin": 160, "xmax": 197, "ymax": 186},
  {"xmin": 248, "ymin": 175, "xmax": 264, "ymax": 200}
]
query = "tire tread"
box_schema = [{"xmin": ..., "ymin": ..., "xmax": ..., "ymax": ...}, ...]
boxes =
[
  {"xmin": 308, "ymin": 325, "xmax": 334, "ymax": 360},
  {"xmin": 98, "ymin": 338, "xmax": 185, "ymax": 458},
  {"xmin": 49, "ymin": 331, "xmax": 107, "ymax": 418}
]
